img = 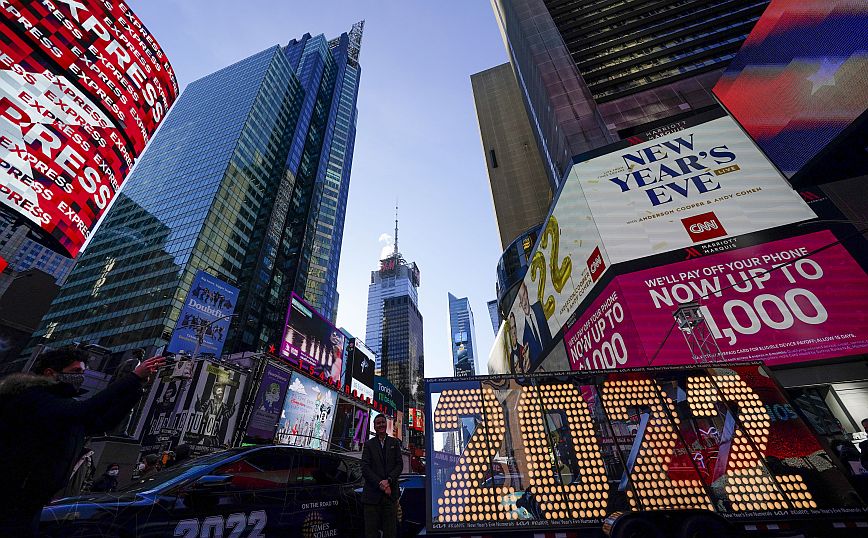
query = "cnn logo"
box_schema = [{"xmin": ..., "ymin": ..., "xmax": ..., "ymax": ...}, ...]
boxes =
[{"xmin": 681, "ymin": 212, "xmax": 727, "ymax": 242}]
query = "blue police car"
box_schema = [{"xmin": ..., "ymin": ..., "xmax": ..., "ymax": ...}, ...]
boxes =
[{"xmin": 41, "ymin": 445, "xmax": 422, "ymax": 537}]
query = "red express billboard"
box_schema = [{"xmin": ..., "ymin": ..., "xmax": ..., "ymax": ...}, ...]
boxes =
[
  {"xmin": 566, "ymin": 230, "xmax": 868, "ymax": 370},
  {"xmin": 0, "ymin": 1, "xmax": 177, "ymax": 256}
]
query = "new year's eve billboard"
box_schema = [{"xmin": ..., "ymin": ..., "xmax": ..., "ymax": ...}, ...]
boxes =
[
  {"xmin": 0, "ymin": 1, "xmax": 177, "ymax": 256},
  {"xmin": 134, "ymin": 359, "xmax": 247, "ymax": 456},
  {"xmin": 575, "ymin": 111, "xmax": 816, "ymax": 263},
  {"xmin": 280, "ymin": 293, "xmax": 346, "ymax": 384},
  {"xmin": 426, "ymin": 364, "xmax": 862, "ymax": 533},
  {"xmin": 505, "ymin": 109, "xmax": 816, "ymax": 373},
  {"xmin": 167, "ymin": 270, "xmax": 239, "ymax": 357},
  {"xmin": 275, "ymin": 372, "xmax": 337, "ymax": 450},
  {"xmin": 565, "ymin": 230, "xmax": 868, "ymax": 370},
  {"xmin": 713, "ymin": 0, "xmax": 868, "ymax": 178}
]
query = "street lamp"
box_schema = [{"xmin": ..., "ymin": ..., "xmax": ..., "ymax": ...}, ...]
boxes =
[{"xmin": 191, "ymin": 313, "xmax": 237, "ymax": 359}]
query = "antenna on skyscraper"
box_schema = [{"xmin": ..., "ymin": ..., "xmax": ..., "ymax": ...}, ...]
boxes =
[{"xmin": 393, "ymin": 200, "xmax": 399, "ymax": 256}]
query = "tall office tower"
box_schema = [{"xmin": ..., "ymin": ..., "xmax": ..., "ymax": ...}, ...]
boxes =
[
  {"xmin": 490, "ymin": 0, "xmax": 768, "ymax": 185},
  {"xmin": 364, "ymin": 220, "xmax": 423, "ymax": 444},
  {"xmin": 486, "ymin": 299, "xmax": 500, "ymax": 335},
  {"xmin": 471, "ymin": 63, "xmax": 553, "ymax": 250},
  {"xmin": 365, "ymin": 215, "xmax": 420, "ymax": 373},
  {"xmin": 448, "ymin": 293, "xmax": 478, "ymax": 377},
  {"xmin": 27, "ymin": 24, "xmax": 363, "ymax": 361}
]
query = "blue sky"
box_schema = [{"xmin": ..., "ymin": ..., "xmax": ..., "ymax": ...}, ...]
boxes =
[{"xmin": 127, "ymin": 1, "xmax": 508, "ymax": 378}]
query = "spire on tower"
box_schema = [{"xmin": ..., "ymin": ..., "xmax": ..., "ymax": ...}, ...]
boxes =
[{"xmin": 393, "ymin": 201, "xmax": 399, "ymax": 256}]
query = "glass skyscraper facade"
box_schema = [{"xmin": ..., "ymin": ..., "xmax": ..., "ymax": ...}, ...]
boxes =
[
  {"xmin": 26, "ymin": 24, "xmax": 363, "ymax": 361},
  {"xmin": 448, "ymin": 293, "xmax": 477, "ymax": 377},
  {"xmin": 490, "ymin": 0, "xmax": 767, "ymax": 185},
  {"xmin": 365, "ymin": 252, "xmax": 420, "ymax": 373},
  {"xmin": 365, "ymin": 248, "xmax": 423, "ymax": 446}
]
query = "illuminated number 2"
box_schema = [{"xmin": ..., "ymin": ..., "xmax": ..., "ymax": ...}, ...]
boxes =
[
  {"xmin": 517, "ymin": 384, "xmax": 608, "ymax": 519},
  {"xmin": 540, "ymin": 215, "xmax": 571, "ymax": 294},
  {"xmin": 432, "ymin": 387, "xmax": 516, "ymax": 523},
  {"xmin": 688, "ymin": 373, "xmax": 816, "ymax": 511},
  {"xmin": 601, "ymin": 378, "xmax": 713, "ymax": 511}
]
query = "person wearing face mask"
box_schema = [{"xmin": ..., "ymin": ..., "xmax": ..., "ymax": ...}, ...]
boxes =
[
  {"xmin": 90, "ymin": 463, "xmax": 121, "ymax": 493},
  {"xmin": 0, "ymin": 346, "xmax": 164, "ymax": 537}
]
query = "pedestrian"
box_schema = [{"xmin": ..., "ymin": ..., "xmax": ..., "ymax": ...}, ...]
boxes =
[
  {"xmin": 171, "ymin": 444, "xmax": 192, "ymax": 466},
  {"xmin": 858, "ymin": 418, "xmax": 868, "ymax": 469},
  {"xmin": 137, "ymin": 453, "xmax": 161, "ymax": 478},
  {"xmin": 361, "ymin": 414, "xmax": 403, "ymax": 538},
  {"xmin": 0, "ymin": 346, "xmax": 164, "ymax": 537},
  {"xmin": 90, "ymin": 463, "xmax": 121, "ymax": 493}
]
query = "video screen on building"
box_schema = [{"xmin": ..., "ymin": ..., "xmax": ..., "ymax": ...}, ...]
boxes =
[
  {"xmin": 0, "ymin": 1, "xmax": 178, "ymax": 257},
  {"xmin": 345, "ymin": 337, "xmax": 375, "ymax": 400},
  {"xmin": 563, "ymin": 230, "xmax": 868, "ymax": 370},
  {"xmin": 713, "ymin": 0, "xmax": 868, "ymax": 178},
  {"xmin": 280, "ymin": 292, "xmax": 346, "ymax": 384},
  {"xmin": 504, "ymin": 108, "xmax": 816, "ymax": 373},
  {"xmin": 275, "ymin": 372, "xmax": 337, "ymax": 450},
  {"xmin": 426, "ymin": 364, "xmax": 861, "ymax": 533}
]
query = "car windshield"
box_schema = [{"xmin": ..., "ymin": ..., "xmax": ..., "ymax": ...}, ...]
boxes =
[{"xmin": 115, "ymin": 448, "xmax": 249, "ymax": 495}]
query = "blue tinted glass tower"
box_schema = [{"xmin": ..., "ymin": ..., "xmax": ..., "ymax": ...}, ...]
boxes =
[
  {"xmin": 448, "ymin": 293, "xmax": 477, "ymax": 377},
  {"xmin": 26, "ymin": 23, "xmax": 364, "ymax": 361}
]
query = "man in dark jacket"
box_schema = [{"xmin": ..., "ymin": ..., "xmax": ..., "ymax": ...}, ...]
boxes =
[
  {"xmin": 361, "ymin": 414, "xmax": 403, "ymax": 538},
  {"xmin": 0, "ymin": 347, "xmax": 164, "ymax": 536}
]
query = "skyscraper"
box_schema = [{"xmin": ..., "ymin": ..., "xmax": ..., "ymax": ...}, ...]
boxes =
[
  {"xmin": 448, "ymin": 293, "xmax": 477, "ymax": 377},
  {"xmin": 490, "ymin": 0, "xmax": 768, "ymax": 185},
  {"xmin": 471, "ymin": 63, "xmax": 552, "ymax": 250},
  {"xmin": 365, "ymin": 214, "xmax": 420, "ymax": 373},
  {"xmin": 26, "ymin": 24, "xmax": 364, "ymax": 361},
  {"xmin": 486, "ymin": 299, "xmax": 500, "ymax": 335},
  {"xmin": 364, "ymin": 216, "xmax": 423, "ymax": 445}
]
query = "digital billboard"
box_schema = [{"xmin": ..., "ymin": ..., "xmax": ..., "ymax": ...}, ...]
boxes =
[
  {"xmin": 505, "ymin": 109, "xmax": 816, "ymax": 372},
  {"xmin": 167, "ymin": 270, "xmax": 239, "ymax": 357},
  {"xmin": 344, "ymin": 337, "xmax": 375, "ymax": 400},
  {"xmin": 0, "ymin": 1, "xmax": 178, "ymax": 257},
  {"xmin": 275, "ymin": 372, "xmax": 337, "ymax": 450},
  {"xmin": 564, "ymin": 230, "xmax": 868, "ymax": 370},
  {"xmin": 280, "ymin": 292, "xmax": 346, "ymax": 384},
  {"xmin": 575, "ymin": 111, "xmax": 816, "ymax": 263},
  {"xmin": 135, "ymin": 359, "xmax": 248, "ymax": 457},
  {"xmin": 426, "ymin": 364, "xmax": 861, "ymax": 533},
  {"xmin": 244, "ymin": 363, "xmax": 292, "ymax": 441},
  {"xmin": 713, "ymin": 0, "xmax": 868, "ymax": 178}
]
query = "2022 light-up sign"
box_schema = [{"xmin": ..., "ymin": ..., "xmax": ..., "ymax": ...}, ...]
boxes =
[{"xmin": 426, "ymin": 364, "xmax": 858, "ymax": 533}]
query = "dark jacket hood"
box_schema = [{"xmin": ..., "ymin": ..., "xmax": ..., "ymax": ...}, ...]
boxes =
[
  {"xmin": 0, "ymin": 373, "xmax": 77, "ymax": 411},
  {"xmin": 0, "ymin": 373, "xmax": 58, "ymax": 398}
]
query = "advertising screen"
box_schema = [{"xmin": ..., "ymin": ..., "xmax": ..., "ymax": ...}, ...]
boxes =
[
  {"xmin": 167, "ymin": 270, "xmax": 239, "ymax": 357},
  {"xmin": 504, "ymin": 164, "xmax": 607, "ymax": 372},
  {"xmin": 426, "ymin": 364, "xmax": 861, "ymax": 533},
  {"xmin": 280, "ymin": 292, "xmax": 346, "ymax": 384},
  {"xmin": 244, "ymin": 363, "xmax": 292, "ymax": 441},
  {"xmin": 713, "ymin": 0, "xmax": 868, "ymax": 178},
  {"xmin": 345, "ymin": 337, "xmax": 375, "ymax": 400},
  {"xmin": 575, "ymin": 111, "xmax": 815, "ymax": 264},
  {"xmin": 275, "ymin": 372, "xmax": 337, "ymax": 450},
  {"xmin": 0, "ymin": 1, "xmax": 177, "ymax": 256},
  {"xmin": 564, "ymin": 230, "xmax": 868, "ymax": 369},
  {"xmin": 505, "ymin": 110, "xmax": 816, "ymax": 373},
  {"xmin": 135, "ymin": 359, "xmax": 247, "ymax": 457}
]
